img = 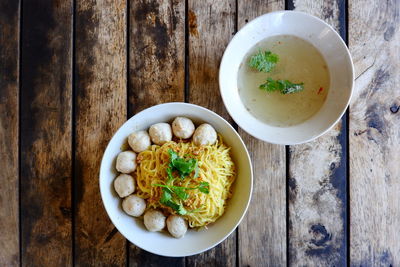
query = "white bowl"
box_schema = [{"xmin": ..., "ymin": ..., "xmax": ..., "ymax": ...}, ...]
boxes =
[
  {"xmin": 219, "ymin": 11, "xmax": 354, "ymax": 145},
  {"xmin": 100, "ymin": 102, "xmax": 253, "ymax": 257}
]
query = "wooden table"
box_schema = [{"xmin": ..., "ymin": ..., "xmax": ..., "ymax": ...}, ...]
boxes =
[{"xmin": 1, "ymin": 0, "xmax": 399, "ymax": 266}]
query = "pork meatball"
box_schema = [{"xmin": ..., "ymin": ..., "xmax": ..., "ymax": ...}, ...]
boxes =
[
  {"xmin": 143, "ymin": 209, "xmax": 166, "ymax": 232},
  {"xmin": 114, "ymin": 174, "xmax": 135, "ymax": 198},
  {"xmin": 149, "ymin": 123, "xmax": 172, "ymax": 145},
  {"xmin": 193, "ymin": 123, "xmax": 217, "ymax": 146},
  {"xmin": 122, "ymin": 195, "xmax": 146, "ymax": 217},
  {"xmin": 128, "ymin": 131, "xmax": 151, "ymax": 153},
  {"xmin": 166, "ymin": 215, "xmax": 188, "ymax": 238},
  {"xmin": 116, "ymin": 151, "xmax": 137, "ymax": 173},
  {"xmin": 172, "ymin": 117, "xmax": 195, "ymax": 139}
]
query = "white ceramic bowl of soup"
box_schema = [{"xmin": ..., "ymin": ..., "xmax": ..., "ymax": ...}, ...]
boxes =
[
  {"xmin": 219, "ymin": 11, "xmax": 354, "ymax": 145},
  {"xmin": 100, "ymin": 102, "xmax": 253, "ymax": 257}
]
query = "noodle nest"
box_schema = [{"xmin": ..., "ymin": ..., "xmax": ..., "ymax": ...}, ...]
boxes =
[{"xmin": 135, "ymin": 136, "xmax": 235, "ymax": 228}]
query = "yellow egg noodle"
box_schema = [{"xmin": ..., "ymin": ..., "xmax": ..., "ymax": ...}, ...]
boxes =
[{"xmin": 135, "ymin": 136, "xmax": 235, "ymax": 228}]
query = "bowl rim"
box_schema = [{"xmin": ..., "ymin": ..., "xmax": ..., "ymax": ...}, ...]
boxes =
[
  {"xmin": 219, "ymin": 10, "xmax": 355, "ymax": 145},
  {"xmin": 99, "ymin": 102, "xmax": 254, "ymax": 257}
]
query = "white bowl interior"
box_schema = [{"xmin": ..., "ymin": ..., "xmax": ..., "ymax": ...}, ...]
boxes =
[
  {"xmin": 100, "ymin": 103, "xmax": 253, "ymax": 257},
  {"xmin": 219, "ymin": 11, "xmax": 354, "ymax": 145}
]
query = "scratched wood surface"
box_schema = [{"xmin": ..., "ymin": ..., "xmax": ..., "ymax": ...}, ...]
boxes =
[
  {"xmin": 75, "ymin": 0, "xmax": 127, "ymax": 265},
  {"xmin": 287, "ymin": 0, "xmax": 348, "ymax": 266},
  {"xmin": 128, "ymin": 0, "xmax": 185, "ymax": 266},
  {"xmin": 186, "ymin": 0, "xmax": 237, "ymax": 265},
  {"xmin": 2, "ymin": 0, "xmax": 400, "ymax": 266},
  {"xmin": 20, "ymin": 0, "xmax": 73, "ymax": 266},
  {"xmin": 237, "ymin": 1, "xmax": 287, "ymax": 266},
  {"xmin": 0, "ymin": 1, "xmax": 19, "ymax": 265},
  {"xmin": 349, "ymin": 0, "xmax": 400, "ymax": 265}
]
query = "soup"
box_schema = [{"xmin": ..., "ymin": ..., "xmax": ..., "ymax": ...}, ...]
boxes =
[{"xmin": 238, "ymin": 35, "xmax": 330, "ymax": 127}]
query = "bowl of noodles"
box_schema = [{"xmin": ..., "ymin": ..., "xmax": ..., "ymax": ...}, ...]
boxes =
[{"xmin": 100, "ymin": 103, "xmax": 252, "ymax": 256}]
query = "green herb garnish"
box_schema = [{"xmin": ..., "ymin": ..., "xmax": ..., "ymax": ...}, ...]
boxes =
[
  {"xmin": 160, "ymin": 188, "xmax": 187, "ymax": 215},
  {"xmin": 249, "ymin": 50, "xmax": 279, "ymax": 73},
  {"xmin": 259, "ymin": 77, "xmax": 304, "ymax": 94},
  {"xmin": 166, "ymin": 167, "xmax": 174, "ymax": 182},
  {"xmin": 168, "ymin": 149, "xmax": 198, "ymax": 179},
  {"xmin": 197, "ymin": 182, "xmax": 210, "ymax": 194},
  {"xmin": 154, "ymin": 150, "xmax": 207, "ymax": 215},
  {"xmin": 154, "ymin": 182, "xmax": 209, "ymax": 215},
  {"xmin": 153, "ymin": 182, "xmax": 210, "ymax": 198}
]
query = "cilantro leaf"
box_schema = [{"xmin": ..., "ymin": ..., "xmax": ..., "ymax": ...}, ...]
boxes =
[
  {"xmin": 173, "ymin": 187, "xmax": 189, "ymax": 200},
  {"xmin": 153, "ymin": 182, "xmax": 209, "ymax": 196},
  {"xmin": 166, "ymin": 167, "xmax": 174, "ymax": 182},
  {"xmin": 159, "ymin": 188, "xmax": 188, "ymax": 215},
  {"xmin": 259, "ymin": 78, "xmax": 304, "ymax": 94},
  {"xmin": 164, "ymin": 199, "xmax": 187, "ymax": 215},
  {"xmin": 249, "ymin": 50, "xmax": 279, "ymax": 73},
  {"xmin": 154, "ymin": 184, "xmax": 188, "ymax": 200},
  {"xmin": 160, "ymin": 188, "xmax": 173, "ymax": 203},
  {"xmin": 168, "ymin": 149, "xmax": 198, "ymax": 179},
  {"xmin": 280, "ymin": 81, "xmax": 304, "ymax": 94},
  {"xmin": 169, "ymin": 149, "xmax": 178, "ymax": 162},
  {"xmin": 177, "ymin": 205, "xmax": 187, "ymax": 215},
  {"xmin": 193, "ymin": 161, "xmax": 199, "ymax": 178},
  {"xmin": 165, "ymin": 200, "xmax": 181, "ymax": 212},
  {"xmin": 259, "ymin": 77, "xmax": 282, "ymax": 92},
  {"xmin": 197, "ymin": 182, "xmax": 210, "ymax": 194}
]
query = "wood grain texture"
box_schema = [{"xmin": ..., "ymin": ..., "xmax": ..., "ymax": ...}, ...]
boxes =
[
  {"xmin": 75, "ymin": 0, "xmax": 127, "ymax": 265},
  {"xmin": 0, "ymin": 0, "xmax": 19, "ymax": 265},
  {"xmin": 186, "ymin": 0, "xmax": 237, "ymax": 265},
  {"xmin": 238, "ymin": 132, "xmax": 286, "ymax": 266},
  {"xmin": 288, "ymin": 1, "xmax": 347, "ymax": 266},
  {"xmin": 128, "ymin": 0, "xmax": 185, "ymax": 265},
  {"xmin": 129, "ymin": 0, "xmax": 185, "ymax": 114},
  {"xmin": 288, "ymin": 123, "xmax": 346, "ymax": 266},
  {"xmin": 349, "ymin": 0, "xmax": 400, "ymax": 265},
  {"xmin": 188, "ymin": 0, "xmax": 235, "ymax": 119},
  {"xmin": 291, "ymin": 0, "xmax": 340, "ymax": 30},
  {"xmin": 237, "ymin": 1, "xmax": 287, "ymax": 266},
  {"xmin": 20, "ymin": 0, "xmax": 72, "ymax": 265}
]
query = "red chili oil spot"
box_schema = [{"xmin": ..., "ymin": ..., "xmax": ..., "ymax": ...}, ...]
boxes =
[{"xmin": 317, "ymin": 87, "xmax": 324, "ymax": 94}]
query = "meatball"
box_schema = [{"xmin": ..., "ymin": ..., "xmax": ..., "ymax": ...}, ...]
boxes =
[
  {"xmin": 166, "ymin": 215, "xmax": 188, "ymax": 238},
  {"xmin": 122, "ymin": 195, "xmax": 146, "ymax": 217},
  {"xmin": 143, "ymin": 209, "xmax": 166, "ymax": 232},
  {"xmin": 128, "ymin": 131, "xmax": 151, "ymax": 153},
  {"xmin": 193, "ymin": 123, "xmax": 217, "ymax": 146},
  {"xmin": 172, "ymin": 117, "xmax": 195, "ymax": 139},
  {"xmin": 114, "ymin": 174, "xmax": 135, "ymax": 198},
  {"xmin": 149, "ymin": 123, "xmax": 172, "ymax": 145},
  {"xmin": 116, "ymin": 151, "xmax": 137, "ymax": 173}
]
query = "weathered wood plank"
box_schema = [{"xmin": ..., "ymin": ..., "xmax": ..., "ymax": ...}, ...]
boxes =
[
  {"xmin": 20, "ymin": 0, "xmax": 73, "ymax": 265},
  {"xmin": 128, "ymin": 0, "xmax": 185, "ymax": 264},
  {"xmin": 187, "ymin": 0, "xmax": 235, "ymax": 120},
  {"xmin": 238, "ymin": 133, "xmax": 286, "ymax": 266},
  {"xmin": 186, "ymin": 0, "xmax": 237, "ymax": 265},
  {"xmin": 288, "ymin": 123, "xmax": 347, "ymax": 265},
  {"xmin": 128, "ymin": 0, "xmax": 185, "ymax": 113},
  {"xmin": 237, "ymin": 1, "xmax": 287, "ymax": 266},
  {"xmin": 75, "ymin": 0, "xmax": 127, "ymax": 265},
  {"xmin": 288, "ymin": 1, "xmax": 348, "ymax": 266},
  {"xmin": 0, "ymin": 1, "xmax": 20, "ymax": 265},
  {"xmin": 349, "ymin": 0, "xmax": 400, "ymax": 265}
]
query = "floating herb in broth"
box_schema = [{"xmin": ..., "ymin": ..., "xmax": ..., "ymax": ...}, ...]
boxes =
[
  {"xmin": 248, "ymin": 50, "xmax": 279, "ymax": 73},
  {"xmin": 259, "ymin": 78, "xmax": 304, "ymax": 94},
  {"xmin": 238, "ymin": 35, "xmax": 330, "ymax": 127}
]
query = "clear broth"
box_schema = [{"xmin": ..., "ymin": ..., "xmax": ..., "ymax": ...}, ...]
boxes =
[{"xmin": 238, "ymin": 35, "xmax": 330, "ymax": 127}]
